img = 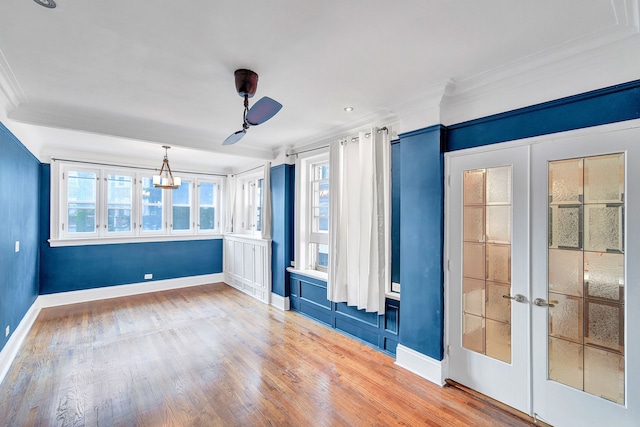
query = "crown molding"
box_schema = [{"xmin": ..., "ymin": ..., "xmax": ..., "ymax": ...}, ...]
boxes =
[
  {"xmin": 441, "ymin": 5, "xmax": 640, "ymax": 126},
  {"xmin": 0, "ymin": 47, "xmax": 27, "ymax": 112}
]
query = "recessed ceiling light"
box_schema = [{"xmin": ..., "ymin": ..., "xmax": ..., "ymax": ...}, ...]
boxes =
[
  {"xmin": 344, "ymin": 107, "xmax": 354, "ymax": 112},
  {"xmin": 33, "ymin": 0, "xmax": 56, "ymax": 8}
]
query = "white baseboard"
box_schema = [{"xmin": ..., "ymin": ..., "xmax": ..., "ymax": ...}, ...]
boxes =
[
  {"xmin": 38, "ymin": 273, "xmax": 225, "ymax": 308},
  {"xmin": 395, "ymin": 344, "xmax": 447, "ymax": 386},
  {"xmin": 0, "ymin": 273, "xmax": 225, "ymax": 386},
  {"xmin": 270, "ymin": 292, "xmax": 290, "ymax": 311},
  {"xmin": 0, "ymin": 298, "xmax": 41, "ymax": 386}
]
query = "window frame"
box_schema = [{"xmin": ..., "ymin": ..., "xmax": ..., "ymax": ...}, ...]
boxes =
[
  {"xmin": 51, "ymin": 160, "xmax": 224, "ymax": 246},
  {"xmin": 236, "ymin": 170, "xmax": 264, "ymax": 236},
  {"xmin": 294, "ymin": 151, "xmax": 330, "ymax": 275},
  {"xmin": 196, "ymin": 178, "xmax": 221, "ymax": 234}
]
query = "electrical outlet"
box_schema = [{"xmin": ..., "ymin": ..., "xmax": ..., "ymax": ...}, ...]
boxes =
[
  {"xmin": 144, "ymin": 273, "xmax": 153, "ymax": 280},
  {"xmin": 15, "ymin": 241, "xmax": 19, "ymax": 252},
  {"xmin": 5, "ymin": 326, "xmax": 9, "ymax": 337}
]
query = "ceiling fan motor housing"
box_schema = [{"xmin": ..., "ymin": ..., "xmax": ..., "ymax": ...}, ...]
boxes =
[{"xmin": 235, "ymin": 69, "xmax": 258, "ymax": 98}]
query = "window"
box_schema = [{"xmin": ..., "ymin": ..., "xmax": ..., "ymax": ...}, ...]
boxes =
[
  {"xmin": 65, "ymin": 169, "xmax": 98, "ymax": 235},
  {"xmin": 237, "ymin": 172, "xmax": 264, "ymax": 235},
  {"xmin": 198, "ymin": 180, "xmax": 217, "ymax": 231},
  {"xmin": 140, "ymin": 175, "xmax": 164, "ymax": 233},
  {"xmin": 310, "ymin": 161, "xmax": 329, "ymax": 271},
  {"xmin": 52, "ymin": 161, "xmax": 223, "ymax": 245},
  {"xmin": 171, "ymin": 179, "xmax": 192, "ymax": 231},
  {"xmin": 295, "ymin": 152, "xmax": 330, "ymax": 274},
  {"xmin": 107, "ymin": 172, "xmax": 133, "ymax": 234},
  {"xmin": 294, "ymin": 140, "xmax": 397, "ymax": 297}
]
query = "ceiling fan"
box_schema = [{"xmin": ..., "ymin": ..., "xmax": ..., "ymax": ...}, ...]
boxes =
[{"xmin": 222, "ymin": 69, "xmax": 283, "ymax": 146}]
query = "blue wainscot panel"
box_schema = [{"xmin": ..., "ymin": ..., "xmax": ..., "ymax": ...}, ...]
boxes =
[
  {"xmin": 40, "ymin": 239, "xmax": 223, "ymax": 294},
  {"xmin": 289, "ymin": 272, "xmax": 399, "ymax": 356}
]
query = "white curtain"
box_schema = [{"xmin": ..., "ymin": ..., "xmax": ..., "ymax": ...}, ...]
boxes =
[
  {"xmin": 261, "ymin": 162, "xmax": 272, "ymax": 239},
  {"xmin": 224, "ymin": 174, "xmax": 236, "ymax": 233},
  {"xmin": 328, "ymin": 127, "xmax": 391, "ymax": 314}
]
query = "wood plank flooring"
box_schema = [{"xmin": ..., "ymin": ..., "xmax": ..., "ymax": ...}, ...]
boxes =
[{"xmin": 0, "ymin": 283, "xmax": 533, "ymax": 426}]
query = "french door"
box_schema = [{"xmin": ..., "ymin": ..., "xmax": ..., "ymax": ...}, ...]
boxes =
[{"xmin": 446, "ymin": 122, "xmax": 640, "ymax": 426}]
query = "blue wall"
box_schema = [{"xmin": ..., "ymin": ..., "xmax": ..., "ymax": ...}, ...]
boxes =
[
  {"xmin": 270, "ymin": 164, "xmax": 294, "ymax": 297},
  {"xmin": 0, "ymin": 123, "xmax": 40, "ymax": 352},
  {"xmin": 398, "ymin": 126, "xmax": 445, "ymax": 360},
  {"xmin": 447, "ymin": 79, "xmax": 640, "ymax": 151},
  {"xmin": 39, "ymin": 164, "xmax": 223, "ymax": 294}
]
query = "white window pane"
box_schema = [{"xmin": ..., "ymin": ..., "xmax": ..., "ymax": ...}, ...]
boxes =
[
  {"xmin": 67, "ymin": 171, "xmax": 96, "ymax": 233},
  {"xmin": 107, "ymin": 174, "xmax": 132, "ymax": 233},
  {"xmin": 68, "ymin": 203, "xmax": 96, "ymax": 232},
  {"xmin": 172, "ymin": 180, "xmax": 191, "ymax": 231}
]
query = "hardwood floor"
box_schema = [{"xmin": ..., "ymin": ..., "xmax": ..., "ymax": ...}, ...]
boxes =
[{"xmin": 0, "ymin": 283, "xmax": 533, "ymax": 426}]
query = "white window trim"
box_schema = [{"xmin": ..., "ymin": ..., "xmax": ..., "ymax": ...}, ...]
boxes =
[
  {"xmin": 50, "ymin": 160, "xmax": 225, "ymax": 247},
  {"xmin": 294, "ymin": 150, "xmax": 330, "ymax": 278},
  {"xmin": 234, "ymin": 168, "xmax": 264, "ymax": 237}
]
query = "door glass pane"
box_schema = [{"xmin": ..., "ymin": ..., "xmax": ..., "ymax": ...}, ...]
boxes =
[
  {"xmin": 462, "ymin": 166, "xmax": 512, "ymax": 363},
  {"xmin": 547, "ymin": 153, "xmax": 625, "ymax": 405}
]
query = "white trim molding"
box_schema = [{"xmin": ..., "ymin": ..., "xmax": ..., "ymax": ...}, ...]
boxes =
[
  {"xmin": 38, "ymin": 273, "xmax": 224, "ymax": 307},
  {"xmin": 0, "ymin": 299, "xmax": 41, "ymax": 387},
  {"xmin": 270, "ymin": 292, "xmax": 290, "ymax": 311},
  {"xmin": 395, "ymin": 344, "xmax": 448, "ymax": 387}
]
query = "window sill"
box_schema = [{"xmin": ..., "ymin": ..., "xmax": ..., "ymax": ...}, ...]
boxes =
[
  {"xmin": 49, "ymin": 233, "xmax": 223, "ymax": 247},
  {"xmin": 287, "ymin": 268, "xmax": 400, "ymax": 301},
  {"xmin": 287, "ymin": 267, "xmax": 328, "ymax": 282}
]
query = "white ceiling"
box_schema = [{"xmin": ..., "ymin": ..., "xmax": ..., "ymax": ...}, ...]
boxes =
[{"xmin": 0, "ymin": 0, "xmax": 638, "ymax": 172}]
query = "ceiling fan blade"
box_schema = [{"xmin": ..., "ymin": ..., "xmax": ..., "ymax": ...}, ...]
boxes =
[
  {"xmin": 222, "ymin": 129, "xmax": 246, "ymax": 145},
  {"xmin": 245, "ymin": 96, "xmax": 283, "ymax": 126}
]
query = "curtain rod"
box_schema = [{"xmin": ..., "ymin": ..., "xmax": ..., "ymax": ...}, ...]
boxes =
[
  {"xmin": 286, "ymin": 127, "xmax": 389, "ymax": 157},
  {"xmin": 233, "ymin": 164, "xmax": 264, "ymax": 176},
  {"xmin": 50, "ymin": 157, "xmax": 227, "ymax": 177}
]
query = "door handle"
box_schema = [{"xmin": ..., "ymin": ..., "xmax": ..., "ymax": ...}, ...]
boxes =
[
  {"xmin": 533, "ymin": 297, "xmax": 555, "ymax": 307},
  {"xmin": 503, "ymin": 294, "xmax": 526, "ymax": 303}
]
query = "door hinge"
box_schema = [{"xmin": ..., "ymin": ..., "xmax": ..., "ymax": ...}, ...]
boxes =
[
  {"xmin": 447, "ymin": 175, "xmax": 451, "ymax": 186},
  {"xmin": 447, "ymin": 345, "xmax": 450, "ymax": 356},
  {"xmin": 447, "ymin": 260, "xmax": 450, "ymax": 271}
]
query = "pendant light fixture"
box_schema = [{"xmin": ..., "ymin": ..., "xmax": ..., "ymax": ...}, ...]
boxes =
[{"xmin": 153, "ymin": 146, "xmax": 182, "ymax": 189}]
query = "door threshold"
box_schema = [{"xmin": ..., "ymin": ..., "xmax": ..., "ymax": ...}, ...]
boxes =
[{"xmin": 444, "ymin": 379, "xmax": 552, "ymax": 427}]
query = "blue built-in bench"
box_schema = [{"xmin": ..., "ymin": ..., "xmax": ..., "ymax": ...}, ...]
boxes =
[{"xmin": 289, "ymin": 271, "xmax": 399, "ymax": 356}]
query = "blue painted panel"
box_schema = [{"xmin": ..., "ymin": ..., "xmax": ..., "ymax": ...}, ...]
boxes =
[
  {"xmin": 289, "ymin": 277, "xmax": 300, "ymax": 297},
  {"xmin": 299, "ymin": 280, "xmax": 331, "ymax": 309},
  {"xmin": 391, "ymin": 141, "xmax": 401, "ymax": 284},
  {"xmin": 384, "ymin": 337, "xmax": 398, "ymax": 354},
  {"xmin": 385, "ymin": 302, "xmax": 399, "ymax": 334},
  {"xmin": 335, "ymin": 317, "xmax": 379, "ymax": 346},
  {"xmin": 270, "ymin": 164, "xmax": 294, "ymax": 297},
  {"xmin": 398, "ymin": 125, "xmax": 445, "ymax": 360},
  {"xmin": 447, "ymin": 79, "xmax": 640, "ymax": 151},
  {"xmin": 299, "ymin": 303, "xmax": 332, "ymax": 326},
  {"xmin": 0, "ymin": 123, "xmax": 40, "ymax": 352},
  {"xmin": 335, "ymin": 302, "xmax": 379, "ymax": 327},
  {"xmin": 39, "ymin": 239, "xmax": 223, "ymax": 294}
]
